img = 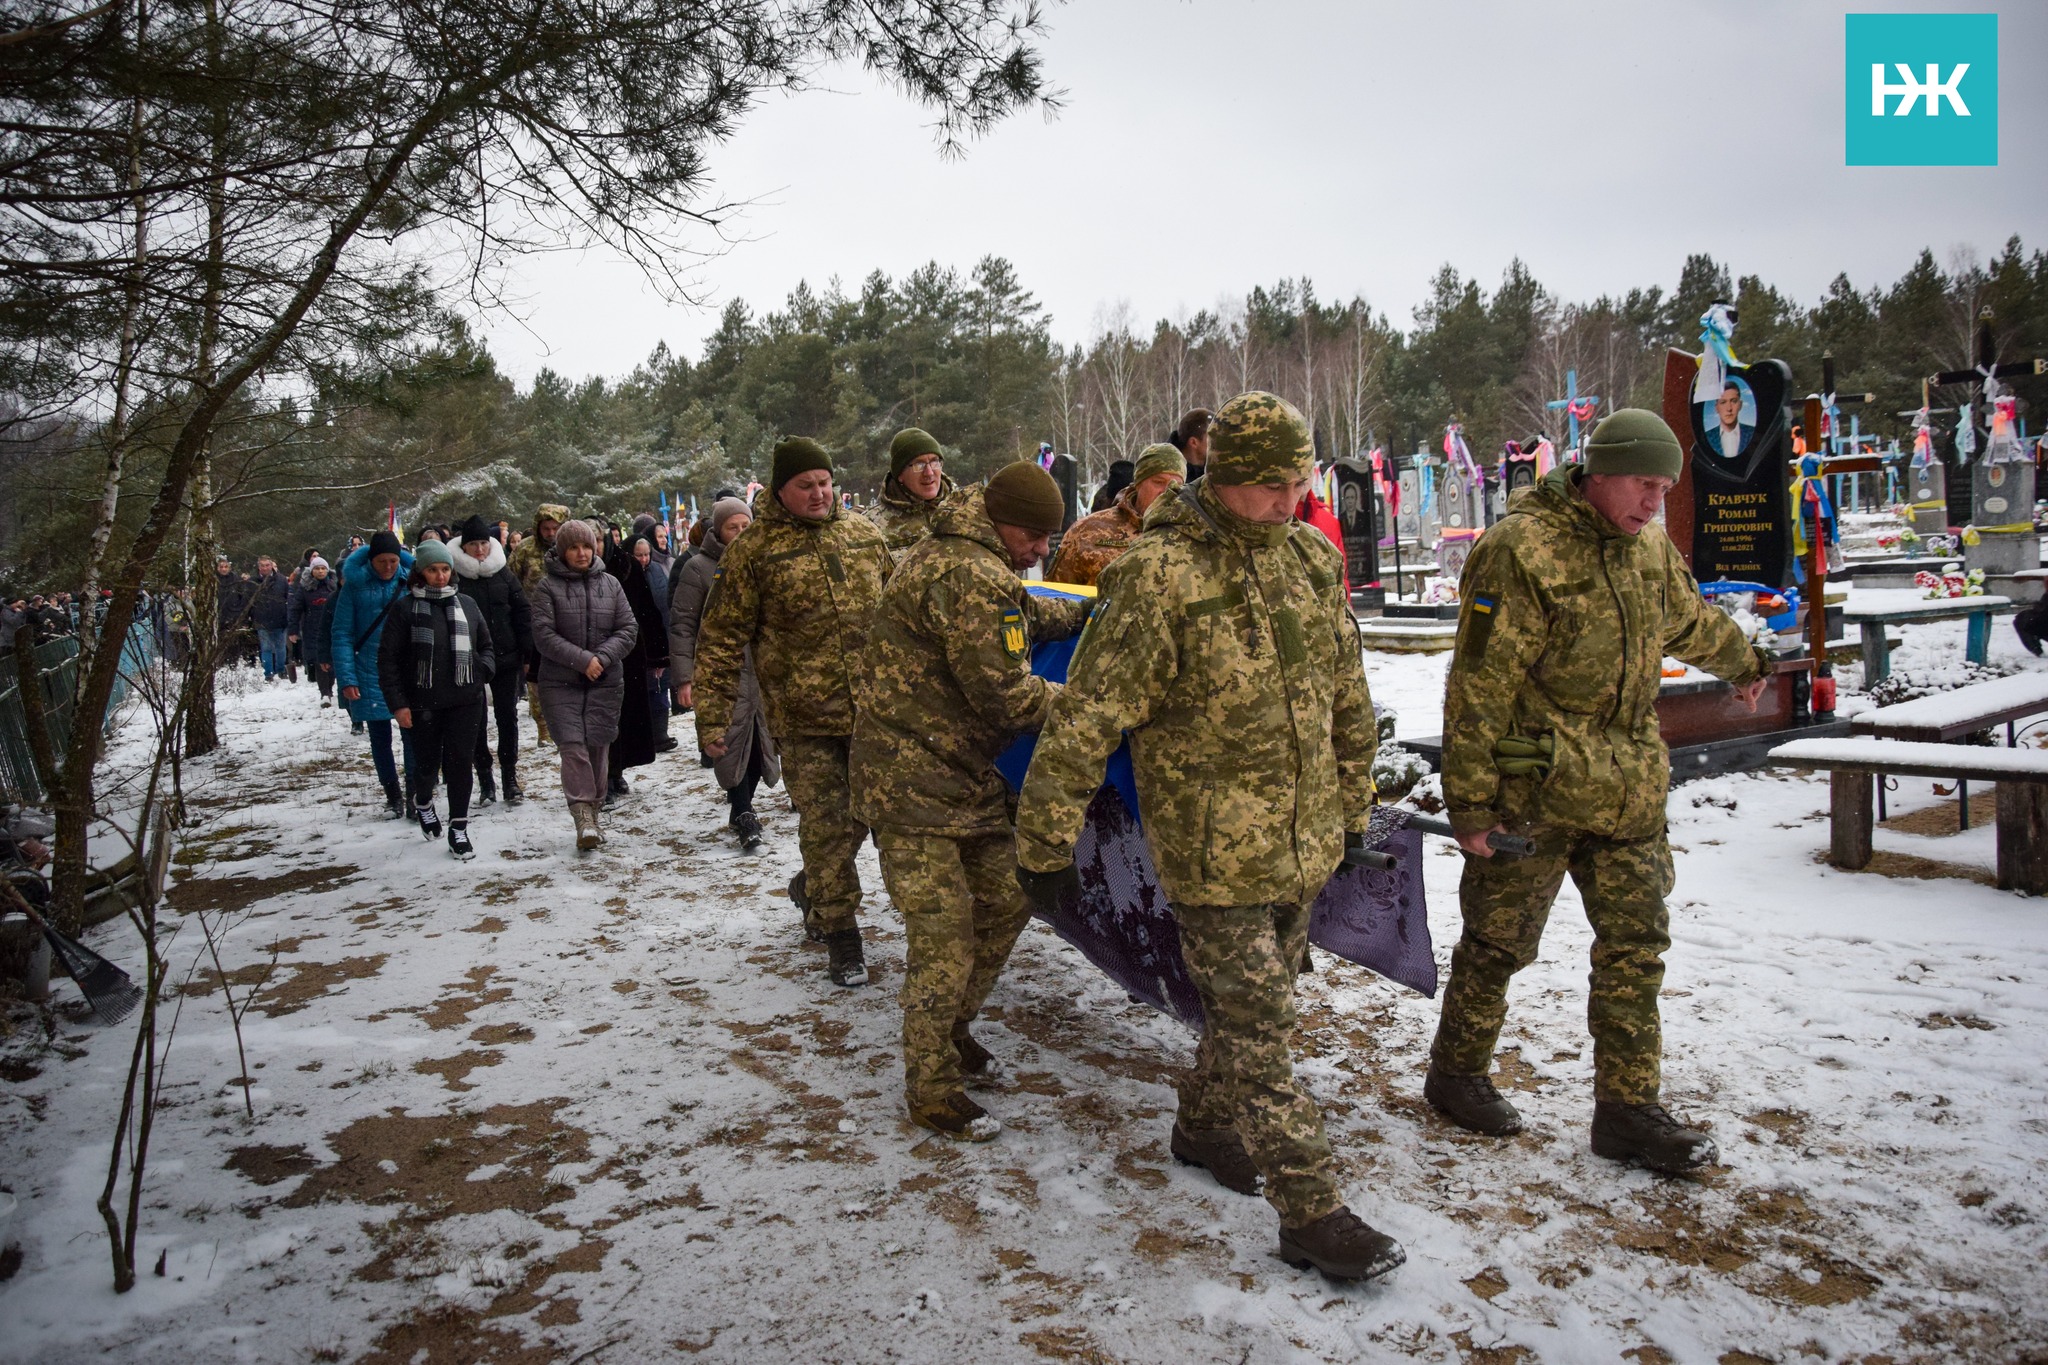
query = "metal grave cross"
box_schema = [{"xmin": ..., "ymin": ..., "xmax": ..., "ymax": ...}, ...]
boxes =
[{"xmin": 1546, "ymin": 368, "xmax": 1601, "ymax": 455}]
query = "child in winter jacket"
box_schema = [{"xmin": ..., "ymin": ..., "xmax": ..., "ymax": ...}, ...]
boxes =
[{"xmin": 378, "ymin": 538, "xmax": 495, "ymax": 860}]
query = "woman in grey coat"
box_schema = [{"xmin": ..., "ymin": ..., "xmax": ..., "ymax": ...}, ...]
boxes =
[
  {"xmin": 529, "ymin": 519, "xmax": 637, "ymax": 850},
  {"xmin": 669, "ymin": 497, "xmax": 780, "ymax": 852}
]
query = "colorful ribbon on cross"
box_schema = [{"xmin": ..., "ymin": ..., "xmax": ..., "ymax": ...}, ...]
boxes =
[
  {"xmin": 1692, "ymin": 302, "xmax": 1740, "ymax": 404},
  {"xmin": 1789, "ymin": 452, "xmax": 1840, "ymax": 580}
]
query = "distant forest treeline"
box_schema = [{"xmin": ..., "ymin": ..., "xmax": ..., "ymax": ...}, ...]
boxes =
[{"xmin": 4, "ymin": 238, "xmax": 2045, "ymax": 591}]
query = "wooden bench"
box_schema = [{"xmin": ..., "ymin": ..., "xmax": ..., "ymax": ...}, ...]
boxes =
[
  {"xmin": 1841, "ymin": 595, "xmax": 2015, "ymax": 681},
  {"xmin": 1769, "ymin": 737, "xmax": 2048, "ymax": 893},
  {"xmin": 1851, "ymin": 672, "xmax": 2048, "ymax": 824}
]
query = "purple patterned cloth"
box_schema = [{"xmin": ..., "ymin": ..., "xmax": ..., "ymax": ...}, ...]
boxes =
[{"xmin": 1037, "ymin": 792, "xmax": 1435, "ymax": 1030}]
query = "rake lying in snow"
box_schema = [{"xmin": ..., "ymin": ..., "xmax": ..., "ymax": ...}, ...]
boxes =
[{"xmin": 3, "ymin": 886, "xmax": 144, "ymax": 1025}]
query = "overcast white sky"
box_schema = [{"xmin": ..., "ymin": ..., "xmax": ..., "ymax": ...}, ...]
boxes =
[{"xmin": 476, "ymin": 1, "xmax": 2048, "ymax": 385}]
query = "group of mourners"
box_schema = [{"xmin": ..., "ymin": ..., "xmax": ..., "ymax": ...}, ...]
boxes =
[{"xmin": 222, "ymin": 393, "xmax": 1800, "ymax": 1286}]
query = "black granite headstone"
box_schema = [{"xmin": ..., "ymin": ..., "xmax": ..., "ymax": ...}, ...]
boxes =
[
  {"xmin": 1331, "ymin": 460, "xmax": 1380, "ymax": 590},
  {"xmin": 1686, "ymin": 358, "xmax": 1794, "ymax": 587}
]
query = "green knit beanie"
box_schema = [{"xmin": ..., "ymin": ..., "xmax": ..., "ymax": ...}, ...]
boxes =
[
  {"xmin": 1131, "ymin": 442, "xmax": 1187, "ymax": 486},
  {"xmin": 771, "ymin": 436, "xmax": 833, "ymax": 494},
  {"xmin": 889, "ymin": 428, "xmax": 943, "ymax": 480},
  {"xmin": 1584, "ymin": 409, "xmax": 1684, "ymax": 481},
  {"xmin": 982, "ymin": 462, "xmax": 1066, "ymax": 534},
  {"xmin": 413, "ymin": 538, "xmax": 454, "ymax": 569}
]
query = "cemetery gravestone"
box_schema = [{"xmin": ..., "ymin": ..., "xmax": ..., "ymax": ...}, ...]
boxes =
[
  {"xmin": 1686, "ymin": 358, "xmax": 1796, "ymax": 588},
  {"xmin": 1331, "ymin": 460, "xmax": 1381, "ymax": 592}
]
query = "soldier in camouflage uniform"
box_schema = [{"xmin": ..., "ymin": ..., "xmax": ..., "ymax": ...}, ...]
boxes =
[
  {"xmin": 508, "ymin": 502, "xmax": 569, "ymax": 745},
  {"xmin": 852, "ymin": 464, "xmax": 1088, "ymax": 1141},
  {"xmin": 1046, "ymin": 443, "xmax": 1186, "ymax": 586},
  {"xmin": 1016, "ymin": 392, "xmax": 1404, "ymax": 1282},
  {"xmin": 866, "ymin": 427, "xmax": 957, "ymax": 561},
  {"xmin": 695, "ymin": 438, "xmax": 894, "ymax": 987},
  {"xmin": 1429, "ymin": 408, "xmax": 1772, "ymax": 1174}
]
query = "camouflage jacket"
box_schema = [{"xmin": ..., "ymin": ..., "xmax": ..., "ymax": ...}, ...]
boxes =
[
  {"xmin": 508, "ymin": 503, "xmax": 569, "ymax": 594},
  {"xmin": 1443, "ymin": 467, "xmax": 1772, "ymax": 841},
  {"xmin": 1016, "ymin": 480, "xmax": 1378, "ymax": 908},
  {"xmin": 693, "ymin": 490, "xmax": 892, "ymax": 741},
  {"xmin": 1046, "ymin": 487, "xmax": 1141, "ymax": 587},
  {"xmin": 865, "ymin": 473, "xmax": 957, "ymax": 561},
  {"xmin": 851, "ymin": 488, "xmax": 1090, "ymax": 836}
]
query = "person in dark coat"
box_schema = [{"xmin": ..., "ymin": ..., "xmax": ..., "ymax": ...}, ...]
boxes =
[
  {"xmin": 286, "ymin": 557, "xmax": 342, "ymax": 706},
  {"xmin": 379, "ymin": 538, "xmax": 493, "ymax": 860},
  {"xmin": 669, "ymin": 497, "xmax": 780, "ymax": 849},
  {"xmin": 1090, "ymin": 459, "xmax": 1134, "ymax": 513},
  {"xmin": 530, "ymin": 519, "xmax": 638, "ymax": 850},
  {"xmin": 331, "ymin": 532, "xmax": 416, "ymax": 815},
  {"xmin": 249, "ymin": 557, "xmax": 293, "ymax": 680},
  {"xmin": 603, "ymin": 534, "xmax": 665, "ymax": 795},
  {"xmin": 630, "ymin": 534, "xmax": 674, "ymax": 750},
  {"xmin": 453, "ymin": 514, "xmax": 535, "ymax": 806}
]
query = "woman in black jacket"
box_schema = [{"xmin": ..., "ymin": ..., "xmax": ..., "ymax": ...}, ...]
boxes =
[
  {"xmin": 286, "ymin": 556, "xmax": 342, "ymax": 706},
  {"xmin": 453, "ymin": 514, "xmax": 534, "ymax": 806},
  {"xmin": 378, "ymin": 538, "xmax": 494, "ymax": 860},
  {"xmin": 600, "ymin": 534, "xmax": 664, "ymax": 799}
]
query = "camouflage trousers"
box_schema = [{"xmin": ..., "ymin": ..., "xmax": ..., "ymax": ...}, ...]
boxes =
[
  {"xmin": 526, "ymin": 681, "xmax": 551, "ymax": 746},
  {"xmin": 779, "ymin": 733, "xmax": 867, "ymax": 937},
  {"xmin": 876, "ymin": 830, "xmax": 1033, "ymax": 1107},
  {"xmin": 1176, "ymin": 900, "xmax": 1342, "ymax": 1228},
  {"xmin": 1431, "ymin": 825, "xmax": 1675, "ymax": 1105}
]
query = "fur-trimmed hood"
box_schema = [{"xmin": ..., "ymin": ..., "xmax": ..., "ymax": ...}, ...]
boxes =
[{"xmin": 452, "ymin": 537, "xmax": 508, "ymax": 579}]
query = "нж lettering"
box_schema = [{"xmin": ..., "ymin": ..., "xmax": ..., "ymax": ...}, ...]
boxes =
[{"xmin": 1871, "ymin": 62, "xmax": 1970, "ymax": 117}]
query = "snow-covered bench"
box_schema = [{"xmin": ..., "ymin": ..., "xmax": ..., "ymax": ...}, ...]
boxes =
[
  {"xmin": 1849, "ymin": 673, "xmax": 2048, "ymax": 825},
  {"xmin": 1841, "ymin": 595, "xmax": 2015, "ymax": 682},
  {"xmin": 1768, "ymin": 737, "xmax": 2048, "ymax": 894}
]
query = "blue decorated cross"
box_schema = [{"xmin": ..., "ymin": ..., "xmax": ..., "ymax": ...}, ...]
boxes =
[{"xmin": 1545, "ymin": 368, "xmax": 1601, "ymax": 455}]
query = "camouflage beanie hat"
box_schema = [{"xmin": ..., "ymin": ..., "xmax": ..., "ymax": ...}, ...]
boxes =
[
  {"xmin": 1130, "ymin": 442, "xmax": 1187, "ymax": 486},
  {"xmin": 1584, "ymin": 409, "xmax": 1683, "ymax": 481},
  {"xmin": 1205, "ymin": 391, "xmax": 1314, "ymax": 486},
  {"xmin": 888, "ymin": 427, "xmax": 943, "ymax": 480},
  {"xmin": 770, "ymin": 436, "xmax": 833, "ymax": 494},
  {"xmin": 982, "ymin": 461, "xmax": 1066, "ymax": 534}
]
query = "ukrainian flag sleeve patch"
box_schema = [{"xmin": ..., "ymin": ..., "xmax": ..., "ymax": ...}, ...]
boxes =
[{"xmin": 1463, "ymin": 592, "xmax": 1497, "ymax": 662}]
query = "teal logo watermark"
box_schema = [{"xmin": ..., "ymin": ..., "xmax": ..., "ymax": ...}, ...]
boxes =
[{"xmin": 1845, "ymin": 13, "xmax": 1997, "ymax": 166}]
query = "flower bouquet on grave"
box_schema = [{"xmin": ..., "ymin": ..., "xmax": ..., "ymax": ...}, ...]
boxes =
[
  {"xmin": 1419, "ymin": 576, "xmax": 1460, "ymax": 606},
  {"xmin": 1918, "ymin": 566, "xmax": 1985, "ymax": 599},
  {"xmin": 1875, "ymin": 530, "xmax": 1902, "ymax": 553}
]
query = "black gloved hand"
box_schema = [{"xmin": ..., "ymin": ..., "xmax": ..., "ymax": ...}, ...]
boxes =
[{"xmin": 1016, "ymin": 861, "xmax": 1080, "ymax": 915}]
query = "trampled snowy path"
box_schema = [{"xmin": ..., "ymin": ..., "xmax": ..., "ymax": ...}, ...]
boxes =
[{"xmin": 2, "ymin": 626, "xmax": 2046, "ymax": 1364}]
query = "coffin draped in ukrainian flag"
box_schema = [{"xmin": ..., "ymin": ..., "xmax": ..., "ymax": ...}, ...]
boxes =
[{"xmin": 999, "ymin": 583, "xmax": 1435, "ymax": 1030}]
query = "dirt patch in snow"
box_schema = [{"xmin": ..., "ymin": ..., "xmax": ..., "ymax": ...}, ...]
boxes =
[
  {"xmin": 412, "ymin": 1049, "xmax": 505, "ymax": 1092},
  {"xmin": 283, "ymin": 1098, "xmax": 588, "ymax": 1219},
  {"xmin": 420, "ymin": 965, "xmax": 514, "ymax": 1030},
  {"xmin": 171, "ymin": 863, "xmax": 360, "ymax": 916},
  {"xmin": 1880, "ymin": 790, "xmax": 1997, "ymax": 836}
]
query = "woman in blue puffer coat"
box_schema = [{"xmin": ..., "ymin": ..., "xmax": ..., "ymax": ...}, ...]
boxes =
[{"xmin": 330, "ymin": 530, "xmax": 416, "ymax": 817}]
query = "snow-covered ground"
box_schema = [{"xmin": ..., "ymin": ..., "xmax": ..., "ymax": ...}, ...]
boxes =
[{"xmin": 3, "ymin": 612, "xmax": 2046, "ymax": 1365}]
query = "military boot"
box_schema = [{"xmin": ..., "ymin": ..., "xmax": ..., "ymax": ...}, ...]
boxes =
[
  {"xmin": 911, "ymin": 1091, "xmax": 1000, "ymax": 1143},
  {"xmin": 952, "ymin": 1024, "xmax": 995, "ymax": 1078},
  {"xmin": 1591, "ymin": 1102, "xmax": 1717, "ymax": 1173},
  {"xmin": 1170, "ymin": 1121, "xmax": 1261, "ymax": 1196},
  {"xmin": 789, "ymin": 870, "xmax": 822, "ymax": 941},
  {"xmin": 824, "ymin": 928, "xmax": 867, "ymax": 987},
  {"xmin": 1424, "ymin": 1065, "xmax": 1523, "ymax": 1137},
  {"xmin": 1278, "ymin": 1207, "xmax": 1406, "ymax": 1282}
]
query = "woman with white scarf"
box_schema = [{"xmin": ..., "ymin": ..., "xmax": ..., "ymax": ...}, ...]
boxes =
[{"xmin": 378, "ymin": 538, "xmax": 495, "ymax": 860}]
